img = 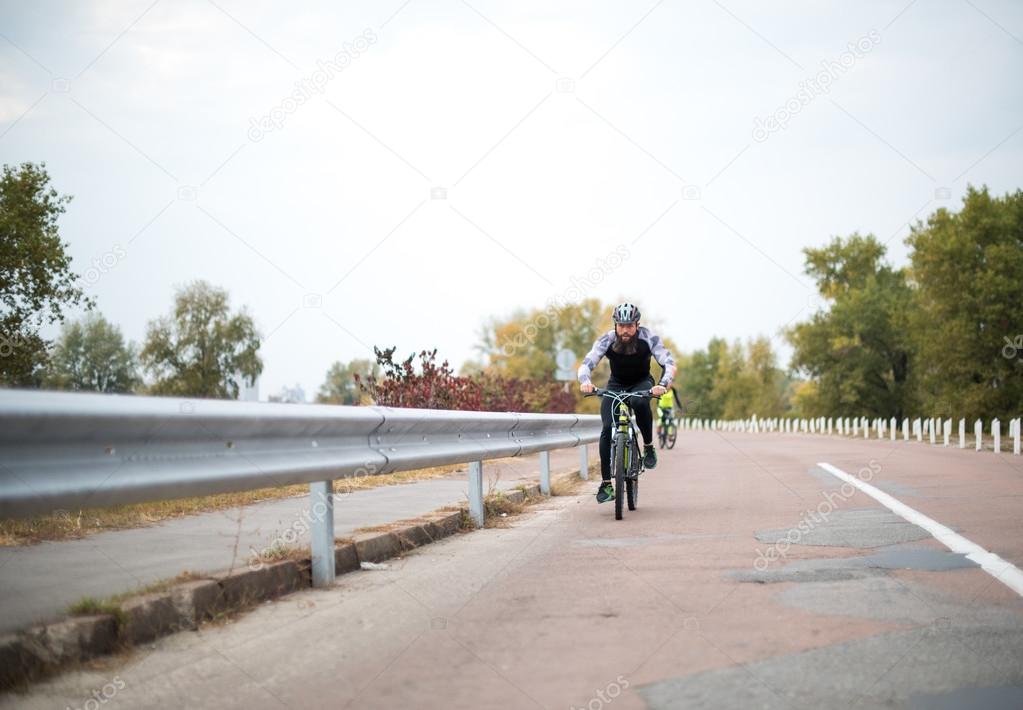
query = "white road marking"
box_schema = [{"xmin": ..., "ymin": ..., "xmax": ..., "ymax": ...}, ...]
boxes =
[{"xmin": 818, "ymin": 461, "xmax": 1023, "ymax": 598}]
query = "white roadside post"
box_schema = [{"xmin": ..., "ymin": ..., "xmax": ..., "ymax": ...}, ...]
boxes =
[
  {"xmin": 993, "ymin": 419, "xmax": 1001, "ymax": 453},
  {"xmin": 469, "ymin": 460, "xmax": 485, "ymax": 527},
  {"xmin": 863, "ymin": 417, "xmax": 869, "ymax": 439},
  {"xmin": 929, "ymin": 418, "xmax": 936, "ymax": 445},
  {"xmin": 890, "ymin": 417, "xmax": 897, "ymax": 441},
  {"xmin": 959, "ymin": 418, "xmax": 966, "ymax": 448},
  {"xmin": 1013, "ymin": 418, "xmax": 1021, "ymax": 455},
  {"xmin": 828, "ymin": 418, "xmax": 833, "ymax": 435},
  {"xmin": 579, "ymin": 444, "xmax": 589, "ymax": 481},
  {"xmin": 943, "ymin": 418, "xmax": 950, "ymax": 447},
  {"xmin": 539, "ymin": 450, "xmax": 551, "ymax": 496},
  {"xmin": 878, "ymin": 418, "xmax": 885, "ymax": 440},
  {"xmin": 853, "ymin": 419, "xmax": 858, "ymax": 437},
  {"xmin": 915, "ymin": 418, "xmax": 923, "ymax": 442},
  {"xmin": 975, "ymin": 419, "xmax": 983, "ymax": 451},
  {"xmin": 309, "ymin": 480, "xmax": 335, "ymax": 588},
  {"xmin": 902, "ymin": 418, "xmax": 909, "ymax": 442}
]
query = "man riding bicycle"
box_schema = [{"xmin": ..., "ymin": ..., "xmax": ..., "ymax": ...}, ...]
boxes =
[{"xmin": 579, "ymin": 303, "xmax": 677, "ymax": 504}]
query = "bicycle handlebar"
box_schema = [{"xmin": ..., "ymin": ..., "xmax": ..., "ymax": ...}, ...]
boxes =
[{"xmin": 584, "ymin": 388, "xmax": 658, "ymax": 399}]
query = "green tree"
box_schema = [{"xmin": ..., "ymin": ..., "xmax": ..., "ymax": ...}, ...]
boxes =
[
  {"xmin": 1, "ymin": 162, "xmax": 92, "ymax": 385},
  {"xmin": 906, "ymin": 186, "xmax": 1023, "ymax": 419},
  {"xmin": 676, "ymin": 337, "xmax": 728, "ymax": 419},
  {"xmin": 43, "ymin": 313, "xmax": 139, "ymax": 392},
  {"xmin": 712, "ymin": 337, "xmax": 789, "ymax": 419},
  {"xmin": 316, "ymin": 358, "xmax": 380, "ymax": 404},
  {"xmin": 787, "ymin": 234, "xmax": 914, "ymax": 419},
  {"xmin": 140, "ymin": 281, "xmax": 262, "ymax": 398}
]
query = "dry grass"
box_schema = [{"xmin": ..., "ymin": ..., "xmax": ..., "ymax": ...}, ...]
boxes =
[
  {"xmin": 0, "ymin": 460, "xmax": 482, "ymax": 546},
  {"xmin": 550, "ymin": 473, "xmax": 586, "ymax": 496},
  {"xmin": 66, "ymin": 597, "xmax": 127, "ymax": 627},
  {"xmin": 353, "ymin": 518, "xmax": 430, "ymax": 535}
]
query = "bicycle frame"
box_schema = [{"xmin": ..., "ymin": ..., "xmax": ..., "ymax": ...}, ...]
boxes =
[{"xmin": 585, "ymin": 387, "xmax": 656, "ymax": 519}]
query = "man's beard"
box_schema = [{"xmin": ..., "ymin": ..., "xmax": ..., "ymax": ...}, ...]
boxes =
[{"xmin": 611, "ymin": 334, "xmax": 638, "ymax": 355}]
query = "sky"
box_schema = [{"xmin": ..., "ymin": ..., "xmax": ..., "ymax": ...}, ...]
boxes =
[{"xmin": 1, "ymin": 0, "xmax": 1021, "ymax": 400}]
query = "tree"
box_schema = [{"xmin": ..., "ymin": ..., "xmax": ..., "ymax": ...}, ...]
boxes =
[
  {"xmin": 787, "ymin": 234, "xmax": 915, "ymax": 419},
  {"xmin": 906, "ymin": 186, "xmax": 1023, "ymax": 419},
  {"xmin": 709, "ymin": 337, "xmax": 789, "ymax": 419},
  {"xmin": 1, "ymin": 162, "xmax": 92, "ymax": 385},
  {"xmin": 140, "ymin": 281, "xmax": 262, "ymax": 398},
  {"xmin": 676, "ymin": 337, "xmax": 728, "ymax": 419},
  {"xmin": 476, "ymin": 298, "xmax": 683, "ymax": 414},
  {"xmin": 316, "ymin": 358, "xmax": 380, "ymax": 405},
  {"xmin": 43, "ymin": 313, "xmax": 139, "ymax": 392}
]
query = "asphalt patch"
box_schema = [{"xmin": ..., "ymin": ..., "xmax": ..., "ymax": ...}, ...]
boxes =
[
  {"xmin": 906, "ymin": 685, "xmax": 1023, "ymax": 709},
  {"xmin": 753, "ymin": 508, "xmax": 932, "ymax": 549},
  {"xmin": 734, "ymin": 544, "xmax": 977, "ymax": 585},
  {"xmin": 640, "ymin": 622, "xmax": 1023, "ymax": 709}
]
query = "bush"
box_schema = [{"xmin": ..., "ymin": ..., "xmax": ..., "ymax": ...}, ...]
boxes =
[{"xmin": 357, "ymin": 347, "xmax": 575, "ymax": 413}]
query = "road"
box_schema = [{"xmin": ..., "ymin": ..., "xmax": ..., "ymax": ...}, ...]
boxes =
[
  {"xmin": 0, "ymin": 449, "xmax": 585, "ymax": 635},
  {"xmin": 4, "ymin": 430, "xmax": 1023, "ymax": 709}
]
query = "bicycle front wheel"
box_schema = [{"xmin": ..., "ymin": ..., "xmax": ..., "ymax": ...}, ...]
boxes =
[
  {"xmin": 667, "ymin": 425, "xmax": 677, "ymax": 449},
  {"xmin": 614, "ymin": 432, "xmax": 627, "ymax": 520}
]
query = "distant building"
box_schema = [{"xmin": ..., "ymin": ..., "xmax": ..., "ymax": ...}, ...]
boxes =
[
  {"xmin": 239, "ymin": 375, "xmax": 260, "ymax": 402},
  {"xmin": 269, "ymin": 383, "xmax": 306, "ymax": 404}
]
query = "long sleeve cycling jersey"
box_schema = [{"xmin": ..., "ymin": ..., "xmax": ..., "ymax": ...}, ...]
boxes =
[{"xmin": 577, "ymin": 326, "xmax": 676, "ymax": 388}]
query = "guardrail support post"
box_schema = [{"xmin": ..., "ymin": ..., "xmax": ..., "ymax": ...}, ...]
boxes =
[
  {"xmin": 579, "ymin": 444, "xmax": 589, "ymax": 480},
  {"xmin": 959, "ymin": 418, "xmax": 966, "ymax": 448},
  {"xmin": 468, "ymin": 460, "xmax": 484, "ymax": 528},
  {"xmin": 309, "ymin": 480, "xmax": 335, "ymax": 588},
  {"xmin": 539, "ymin": 450, "xmax": 551, "ymax": 496}
]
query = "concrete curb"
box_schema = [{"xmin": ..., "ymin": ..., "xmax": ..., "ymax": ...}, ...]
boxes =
[{"xmin": 0, "ymin": 505, "xmax": 480, "ymax": 689}]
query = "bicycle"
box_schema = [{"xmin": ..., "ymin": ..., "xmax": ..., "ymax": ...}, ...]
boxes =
[
  {"xmin": 657, "ymin": 406, "xmax": 678, "ymax": 449},
  {"xmin": 586, "ymin": 387, "xmax": 657, "ymax": 520}
]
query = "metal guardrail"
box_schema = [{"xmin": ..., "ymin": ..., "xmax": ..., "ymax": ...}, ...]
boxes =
[{"xmin": 0, "ymin": 390, "xmax": 600, "ymax": 585}]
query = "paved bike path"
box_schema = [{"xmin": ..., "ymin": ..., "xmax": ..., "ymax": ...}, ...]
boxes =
[{"xmin": 0, "ymin": 448, "xmax": 588, "ymax": 635}]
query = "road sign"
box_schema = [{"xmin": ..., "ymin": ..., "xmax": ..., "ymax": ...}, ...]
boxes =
[{"xmin": 555, "ymin": 348, "xmax": 577, "ymax": 382}]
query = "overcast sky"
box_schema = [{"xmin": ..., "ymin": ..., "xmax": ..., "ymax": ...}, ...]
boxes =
[{"xmin": 2, "ymin": 0, "xmax": 1021, "ymax": 399}]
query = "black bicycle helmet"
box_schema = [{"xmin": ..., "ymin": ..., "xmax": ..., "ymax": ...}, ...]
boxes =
[{"xmin": 612, "ymin": 302, "xmax": 641, "ymax": 324}]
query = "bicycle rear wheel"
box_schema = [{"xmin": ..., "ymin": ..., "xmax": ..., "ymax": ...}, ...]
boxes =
[{"xmin": 614, "ymin": 432, "xmax": 626, "ymax": 520}]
